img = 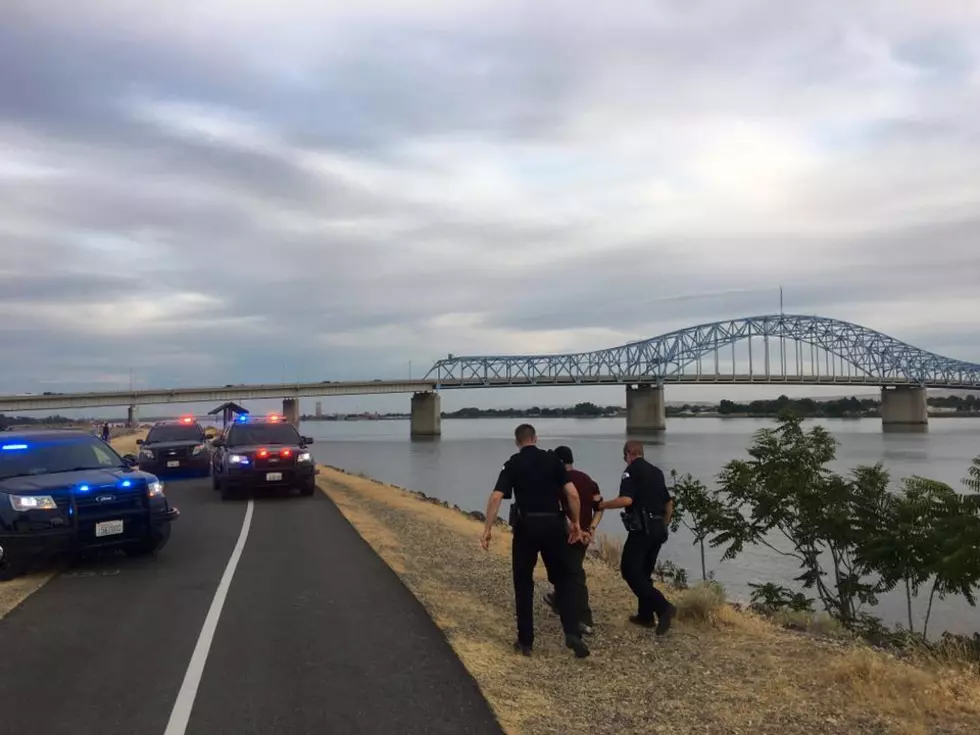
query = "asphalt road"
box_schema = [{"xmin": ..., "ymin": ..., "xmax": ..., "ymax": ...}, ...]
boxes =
[{"xmin": 0, "ymin": 477, "xmax": 503, "ymax": 735}]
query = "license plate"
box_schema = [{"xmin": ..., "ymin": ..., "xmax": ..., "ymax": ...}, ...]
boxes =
[
  {"xmin": 167, "ymin": 460, "xmax": 180, "ymax": 468},
  {"xmin": 266, "ymin": 472, "xmax": 283, "ymax": 482},
  {"xmin": 95, "ymin": 520, "xmax": 124, "ymax": 537}
]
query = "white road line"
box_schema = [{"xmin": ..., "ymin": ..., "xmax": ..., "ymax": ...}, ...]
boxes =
[{"xmin": 163, "ymin": 499, "xmax": 254, "ymax": 735}]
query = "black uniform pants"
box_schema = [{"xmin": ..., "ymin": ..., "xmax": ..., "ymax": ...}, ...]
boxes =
[
  {"xmin": 512, "ymin": 514, "xmax": 580, "ymax": 645},
  {"xmin": 547, "ymin": 542, "xmax": 592, "ymax": 626},
  {"xmin": 620, "ymin": 529, "xmax": 670, "ymax": 622}
]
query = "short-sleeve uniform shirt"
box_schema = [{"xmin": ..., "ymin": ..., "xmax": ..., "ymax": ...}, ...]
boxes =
[
  {"xmin": 494, "ymin": 445, "xmax": 568, "ymax": 513},
  {"xmin": 618, "ymin": 457, "xmax": 672, "ymax": 515}
]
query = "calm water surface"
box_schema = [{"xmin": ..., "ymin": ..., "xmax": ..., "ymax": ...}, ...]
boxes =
[{"xmin": 299, "ymin": 416, "xmax": 980, "ymax": 635}]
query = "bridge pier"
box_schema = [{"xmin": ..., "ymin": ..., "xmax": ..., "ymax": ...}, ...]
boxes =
[
  {"xmin": 127, "ymin": 404, "xmax": 139, "ymax": 428},
  {"xmin": 626, "ymin": 384, "xmax": 666, "ymax": 434},
  {"xmin": 410, "ymin": 391, "xmax": 441, "ymax": 438},
  {"xmin": 282, "ymin": 398, "xmax": 300, "ymax": 428},
  {"xmin": 880, "ymin": 386, "xmax": 928, "ymax": 432}
]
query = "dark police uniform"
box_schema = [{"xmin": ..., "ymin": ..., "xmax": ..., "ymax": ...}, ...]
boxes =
[
  {"xmin": 495, "ymin": 445, "xmax": 585, "ymax": 652},
  {"xmin": 618, "ymin": 456, "xmax": 675, "ymax": 628}
]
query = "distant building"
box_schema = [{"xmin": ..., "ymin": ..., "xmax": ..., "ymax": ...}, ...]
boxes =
[{"xmin": 315, "ymin": 401, "xmax": 322, "ymax": 418}]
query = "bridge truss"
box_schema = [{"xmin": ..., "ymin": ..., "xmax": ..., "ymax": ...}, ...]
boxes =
[{"xmin": 424, "ymin": 315, "xmax": 980, "ymax": 389}]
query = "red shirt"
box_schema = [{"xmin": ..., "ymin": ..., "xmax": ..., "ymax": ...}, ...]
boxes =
[{"xmin": 561, "ymin": 468, "xmax": 600, "ymax": 529}]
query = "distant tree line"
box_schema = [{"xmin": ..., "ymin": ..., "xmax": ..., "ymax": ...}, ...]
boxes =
[
  {"xmin": 444, "ymin": 402, "xmax": 621, "ymax": 419},
  {"xmin": 0, "ymin": 414, "xmax": 80, "ymax": 430},
  {"xmin": 716, "ymin": 395, "xmax": 879, "ymax": 417}
]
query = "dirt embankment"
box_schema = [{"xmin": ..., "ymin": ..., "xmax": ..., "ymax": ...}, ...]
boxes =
[{"xmin": 317, "ymin": 465, "xmax": 980, "ymax": 735}]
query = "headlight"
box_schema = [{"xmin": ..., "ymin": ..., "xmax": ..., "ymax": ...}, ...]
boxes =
[
  {"xmin": 147, "ymin": 481, "xmax": 165, "ymax": 497},
  {"xmin": 139, "ymin": 449, "xmax": 155, "ymax": 459},
  {"xmin": 192, "ymin": 444, "xmax": 206, "ymax": 455},
  {"xmin": 9, "ymin": 494, "xmax": 57, "ymax": 511},
  {"xmin": 228, "ymin": 454, "xmax": 249, "ymax": 465},
  {"xmin": 297, "ymin": 452, "xmax": 312, "ymax": 462}
]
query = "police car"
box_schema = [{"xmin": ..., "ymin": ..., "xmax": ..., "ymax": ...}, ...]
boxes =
[
  {"xmin": 137, "ymin": 416, "xmax": 211, "ymax": 477},
  {"xmin": 0, "ymin": 430, "xmax": 179, "ymax": 580},
  {"xmin": 210, "ymin": 414, "xmax": 316, "ymax": 500}
]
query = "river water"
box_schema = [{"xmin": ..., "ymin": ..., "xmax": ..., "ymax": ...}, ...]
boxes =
[{"xmin": 298, "ymin": 416, "xmax": 980, "ymax": 635}]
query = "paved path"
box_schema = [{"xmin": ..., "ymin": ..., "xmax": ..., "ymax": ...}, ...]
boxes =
[{"xmin": 0, "ymin": 478, "xmax": 503, "ymax": 735}]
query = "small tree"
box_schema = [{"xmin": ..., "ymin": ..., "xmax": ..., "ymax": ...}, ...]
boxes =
[
  {"xmin": 711, "ymin": 412, "xmax": 891, "ymax": 627},
  {"xmin": 668, "ymin": 470, "xmax": 727, "ymax": 581}
]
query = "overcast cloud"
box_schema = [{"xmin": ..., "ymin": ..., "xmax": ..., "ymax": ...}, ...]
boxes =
[{"xmin": 2, "ymin": 0, "xmax": 979, "ymax": 415}]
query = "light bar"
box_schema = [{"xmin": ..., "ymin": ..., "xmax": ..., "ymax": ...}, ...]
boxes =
[{"xmin": 1, "ymin": 443, "xmax": 28, "ymax": 451}]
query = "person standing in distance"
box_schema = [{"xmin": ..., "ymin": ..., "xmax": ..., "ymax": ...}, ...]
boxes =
[
  {"xmin": 595, "ymin": 440, "xmax": 677, "ymax": 634},
  {"xmin": 543, "ymin": 445, "xmax": 602, "ymax": 634},
  {"xmin": 480, "ymin": 424, "xmax": 591, "ymax": 658}
]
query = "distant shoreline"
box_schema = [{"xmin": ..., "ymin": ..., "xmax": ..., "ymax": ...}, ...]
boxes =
[{"xmin": 297, "ymin": 412, "xmax": 980, "ymax": 422}]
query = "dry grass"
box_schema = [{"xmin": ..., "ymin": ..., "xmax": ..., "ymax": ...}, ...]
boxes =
[
  {"xmin": 674, "ymin": 580, "xmax": 728, "ymax": 625},
  {"xmin": 0, "ymin": 431, "xmax": 149, "ymax": 617},
  {"xmin": 109, "ymin": 429, "xmax": 146, "ymax": 456},
  {"xmin": 317, "ymin": 465, "xmax": 980, "ymax": 735}
]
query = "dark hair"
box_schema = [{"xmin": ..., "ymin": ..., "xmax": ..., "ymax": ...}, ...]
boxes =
[
  {"xmin": 554, "ymin": 445, "xmax": 574, "ymax": 464},
  {"xmin": 514, "ymin": 423, "xmax": 536, "ymax": 443}
]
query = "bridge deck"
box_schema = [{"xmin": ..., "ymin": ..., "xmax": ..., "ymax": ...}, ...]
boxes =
[{"xmin": 2, "ymin": 375, "xmax": 976, "ymax": 411}]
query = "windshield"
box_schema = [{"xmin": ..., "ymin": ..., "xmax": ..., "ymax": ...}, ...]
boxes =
[
  {"xmin": 227, "ymin": 423, "xmax": 300, "ymax": 446},
  {"xmin": 0, "ymin": 436, "xmax": 125, "ymax": 480},
  {"xmin": 146, "ymin": 424, "xmax": 205, "ymax": 443}
]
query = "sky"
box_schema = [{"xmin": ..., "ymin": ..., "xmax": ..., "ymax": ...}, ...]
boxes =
[{"xmin": 2, "ymin": 0, "xmax": 980, "ymax": 418}]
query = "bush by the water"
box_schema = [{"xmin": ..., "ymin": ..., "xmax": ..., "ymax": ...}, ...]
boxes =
[{"xmin": 667, "ymin": 412, "xmax": 980, "ymax": 662}]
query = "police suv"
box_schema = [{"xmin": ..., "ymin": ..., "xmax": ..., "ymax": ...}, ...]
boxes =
[
  {"xmin": 137, "ymin": 417, "xmax": 211, "ymax": 477},
  {"xmin": 0, "ymin": 430, "xmax": 179, "ymax": 580},
  {"xmin": 210, "ymin": 414, "xmax": 316, "ymax": 500}
]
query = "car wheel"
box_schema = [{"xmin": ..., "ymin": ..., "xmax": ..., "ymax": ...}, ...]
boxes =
[
  {"xmin": 299, "ymin": 478, "xmax": 316, "ymax": 496},
  {"xmin": 125, "ymin": 524, "xmax": 172, "ymax": 556},
  {"xmin": 0, "ymin": 546, "xmax": 26, "ymax": 581},
  {"xmin": 220, "ymin": 483, "xmax": 236, "ymax": 501}
]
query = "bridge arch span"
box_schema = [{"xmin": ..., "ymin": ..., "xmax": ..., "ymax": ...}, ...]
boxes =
[{"xmin": 425, "ymin": 314, "xmax": 980, "ymax": 389}]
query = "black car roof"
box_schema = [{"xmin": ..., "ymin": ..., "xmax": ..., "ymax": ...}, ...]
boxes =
[{"xmin": 1, "ymin": 429, "xmax": 96, "ymax": 442}]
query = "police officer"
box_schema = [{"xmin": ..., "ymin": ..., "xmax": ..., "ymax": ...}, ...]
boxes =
[
  {"xmin": 595, "ymin": 440, "xmax": 676, "ymax": 634},
  {"xmin": 480, "ymin": 424, "xmax": 591, "ymax": 658}
]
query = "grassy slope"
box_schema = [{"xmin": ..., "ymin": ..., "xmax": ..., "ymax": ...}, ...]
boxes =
[{"xmin": 317, "ymin": 465, "xmax": 980, "ymax": 735}]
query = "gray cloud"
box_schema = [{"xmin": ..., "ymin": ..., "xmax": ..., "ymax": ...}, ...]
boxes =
[{"xmin": 1, "ymin": 0, "xmax": 979, "ymax": 411}]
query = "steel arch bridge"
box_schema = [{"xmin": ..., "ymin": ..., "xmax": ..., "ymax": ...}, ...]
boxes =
[{"xmin": 424, "ymin": 314, "xmax": 980, "ymax": 390}]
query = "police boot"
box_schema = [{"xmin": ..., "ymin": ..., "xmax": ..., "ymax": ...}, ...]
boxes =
[{"xmin": 565, "ymin": 634, "xmax": 590, "ymax": 658}]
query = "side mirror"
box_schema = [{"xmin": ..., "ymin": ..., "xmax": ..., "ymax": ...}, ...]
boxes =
[
  {"xmin": 122, "ymin": 453, "xmax": 138, "ymax": 466},
  {"xmin": 302, "ymin": 436, "xmax": 314, "ymax": 445},
  {"xmin": 135, "ymin": 439, "xmax": 143, "ymax": 445}
]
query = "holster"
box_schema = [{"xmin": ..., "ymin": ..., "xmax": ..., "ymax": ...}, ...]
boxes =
[{"xmin": 621, "ymin": 509, "xmax": 666, "ymax": 538}]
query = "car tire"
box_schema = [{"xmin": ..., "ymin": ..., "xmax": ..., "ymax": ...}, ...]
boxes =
[
  {"xmin": 0, "ymin": 548, "xmax": 27, "ymax": 581},
  {"xmin": 125, "ymin": 523, "xmax": 171, "ymax": 556},
  {"xmin": 220, "ymin": 483, "xmax": 236, "ymax": 501},
  {"xmin": 299, "ymin": 478, "xmax": 316, "ymax": 496}
]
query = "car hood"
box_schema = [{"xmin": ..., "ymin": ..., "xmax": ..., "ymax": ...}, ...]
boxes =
[
  {"xmin": 0, "ymin": 468, "xmax": 155, "ymax": 494},
  {"xmin": 142, "ymin": 440, "xmax": 205, "ymax": 450}
]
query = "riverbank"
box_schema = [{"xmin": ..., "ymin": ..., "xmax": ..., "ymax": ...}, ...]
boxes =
[{"xmin": 316, "ymin": 465, "xmax": 980, "ymax": 735}]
